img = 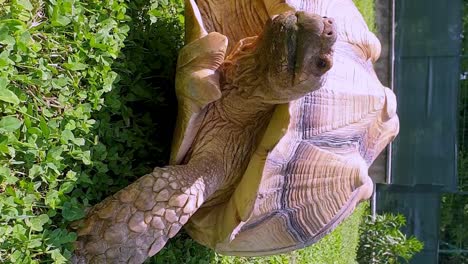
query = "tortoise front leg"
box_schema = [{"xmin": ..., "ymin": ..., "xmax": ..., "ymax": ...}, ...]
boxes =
[{"xmin": 72, "ymin": 165, "xmax": 216, "ymax": 264}]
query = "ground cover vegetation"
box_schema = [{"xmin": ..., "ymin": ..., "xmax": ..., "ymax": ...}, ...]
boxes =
[
  {"xmin": 0, "ymin": 0, "xmax": 182, "ymax": 262},
  {"xmin": 0, "ymin": 0, "xmax": 421, "ymax": 263}
]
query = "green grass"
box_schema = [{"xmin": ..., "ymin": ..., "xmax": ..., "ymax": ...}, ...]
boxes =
[
  {"xmin": 150, "ymin": 203, "xmax": 368, "ymax": 264},
  {"xmin": 354, "ymin": 0, "xmax": 376, "ymax": 32},
  {"xmin": 150, "ymin": 1, "xmax": 376, "ymax": 263}
]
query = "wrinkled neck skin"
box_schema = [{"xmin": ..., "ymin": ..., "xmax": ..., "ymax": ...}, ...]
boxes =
[
  {"xmin": 219, "ymin": 87, "xmax": 272, "ymax": 126},
  {"xmin": 184, "ymin": 53, "xmax": 275, "ymax": 204},
  {"xmin": 219, "ymin": 51, "xmax": 273, "ymax": 124}
]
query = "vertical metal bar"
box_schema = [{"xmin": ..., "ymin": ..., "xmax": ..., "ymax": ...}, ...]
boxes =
[
  {"xmin": 386, "ymin": 0, "xmax": 396, "ymax": 184},
  {"xmin": 458, "ymin": 1, "xmax": 466, "ymax": 189},
  {"xmin": 427, "ymin": 56, "xmax": 433, "ymax": 117},
  {"xmin": 462, "ymin": 60, "xmax": 468, "ymax": 152},
  {"xmin": 371, "ymin": 183, "xmax": 377, "ymax": 221}
]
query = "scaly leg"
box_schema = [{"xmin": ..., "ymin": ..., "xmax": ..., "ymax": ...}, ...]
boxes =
[{"xmin": 72, "ymin": 164, "xmax": 218, "ymax": 263}]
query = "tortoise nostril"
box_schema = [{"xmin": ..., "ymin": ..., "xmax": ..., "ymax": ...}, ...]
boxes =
[{"xmin": 322, "ymin": 18, "xmax": 335, "ymax": 38}]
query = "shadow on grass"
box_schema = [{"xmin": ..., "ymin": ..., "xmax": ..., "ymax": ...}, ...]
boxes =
[
  {"xmin": 149, "ymin": 232, "xmax": 217, "ymax": 264},
  {"xmin": 88, "ymin": 1, "xmax": 183, "ymax": 196}
]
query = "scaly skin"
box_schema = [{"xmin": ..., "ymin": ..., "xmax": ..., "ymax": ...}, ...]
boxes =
[
  {"xmin": 72, "ymin": 165, "xmax": 217, "ymax": 263},
  {"xmin": 73, "ymin": 12, "xmax": 336, "ymax": 263}
]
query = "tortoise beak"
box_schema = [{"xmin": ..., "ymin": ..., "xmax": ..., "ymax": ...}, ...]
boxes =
[{"xmin": 295, "ymin": 11, "xmax": 337, "ymax": 51}]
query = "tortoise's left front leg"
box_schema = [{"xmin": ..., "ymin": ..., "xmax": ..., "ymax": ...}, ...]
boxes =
[{"xmin": 72, "ymin": 165, "xmax": 217, "ymax": 264}]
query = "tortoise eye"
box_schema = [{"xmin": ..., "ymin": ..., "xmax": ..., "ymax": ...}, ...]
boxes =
[{"xmin": 316, "ymin": 58, "xmax": 328, "ymax": 69}]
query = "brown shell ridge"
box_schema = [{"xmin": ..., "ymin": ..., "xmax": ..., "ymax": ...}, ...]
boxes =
[
  {"xmin": 294, "ymin": 94, "xmax": 392, "ymax": 158},
  {"xmin": 301, "ymin": 112, "xmax": 396, "ymax": 165},
  {"xmin": 291, "ymin": 91, "xmax": 385, "ymax": 138},
  {"xmin": 214, "ymin": 143, "xmax": 373, "ymax": 256},
  {"xmin": 287, "ymin": 54, "xmax": 389, "ymax": 140},
  {"xmin": 218, "ymin": 188, "xmax": 363, "ymax": 256}
]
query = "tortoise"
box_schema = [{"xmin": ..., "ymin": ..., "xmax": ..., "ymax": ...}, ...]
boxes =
[
  {"xmin": 73, "ymin": 0, "xmax": 400, "ymax": 262},
  {"xmin": 179, "ymin": 0, "xmax": 399, "ymax": 256},
  {"xmin": 73, "ymin": 7, "xmax": 338, "ymax": 264}
]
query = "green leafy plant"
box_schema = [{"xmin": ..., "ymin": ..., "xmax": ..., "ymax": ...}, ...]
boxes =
[
  {"xmin": 438, "ymin": 0, "xmax": 468, "ymax": 262},
  {"xmin": 439, "ymin": 151, "xmax": 468, "ymax": 263},
  {"xmin": 357, "ymin": 212, "xmax": 424, "ymax": 264},
  {"xmin": 0, "ymin": 0, "xmax": 183, "ymax": 262}
]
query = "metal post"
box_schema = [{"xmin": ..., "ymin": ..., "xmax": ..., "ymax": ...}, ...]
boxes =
[
  {"xmin": 385, "ymin": 0, "xmax": 396, "ymax": 185},
  {"xmin": 371, "ymin": 183, "xmax": 377, "ymax": 221}
]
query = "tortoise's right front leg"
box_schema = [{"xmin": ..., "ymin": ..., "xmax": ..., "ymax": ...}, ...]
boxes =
[{"xmin": 72, "ymin": 165, "xmax": 216, "ymax": 264}]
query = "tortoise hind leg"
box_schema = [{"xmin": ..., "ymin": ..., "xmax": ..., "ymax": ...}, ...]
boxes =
[{"xmin": 72, "ymin": 165, "xmax": 213, "ymax": 264}]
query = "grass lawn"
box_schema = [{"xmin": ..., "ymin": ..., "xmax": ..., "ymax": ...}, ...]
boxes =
[
  {"xmin": 149, "ymin": 1, "xmax": 375, "ymax": 263},
  {"xmin": 150, "ymin": 203, "xmax": 368, "ymax": 264},
  {"xmin": 354, "ymin": 0, "xmax": 376, "ymax": 32}
]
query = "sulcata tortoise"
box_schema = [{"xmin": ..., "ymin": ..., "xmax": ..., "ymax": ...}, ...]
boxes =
[
  {"xmin": 73, "ymin": 0, "xmax": 399, "ymax": 263},
  {"xmin": 175, "ymin": 0, "xmax": 399, "ymax": 256}
]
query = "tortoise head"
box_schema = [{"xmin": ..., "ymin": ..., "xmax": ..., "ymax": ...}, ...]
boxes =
[{"xmin": 253, "ymin": 11, "xmax": 337, "ymax": 103}]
